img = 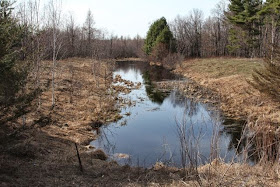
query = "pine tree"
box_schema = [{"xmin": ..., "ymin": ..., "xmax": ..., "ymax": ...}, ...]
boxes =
[
  {"xmin": 251, "ymin": 47, "xmax": 280, "ymax": 102},
  {"xmin": 0, "ymin": 0, "xmax": 33, "ymax": 123},
  {"xmin": 0, "ymin": 0, "xmax": 25, "ymax": 105},
  {"xmin": 227, "ymin": 0, "xmax": 246, "ymax": 25},
  {"xmin": 251, "ymin": 1, "xmax": 280, "ymax": 102},
  {"xmin": 144, "ymin": 17, "xmax": 175, "ymax": 56},
  {"xmin": 258, "ymin": 0, "xmax": 280, "ymax": 57},
  {"xmin": 227, "ymin": 0, "xmax": 263, "ymax": 57}
]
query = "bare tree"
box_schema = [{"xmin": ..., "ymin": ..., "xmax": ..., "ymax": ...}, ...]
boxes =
[
  {"xmin": 190, "ymin": 9, "xmax": 203, "ymax": 57},
  {"xmin": 66, "ymin": 13, "xmax": 77, "ymax": 57},
  {"xmin": 16, "ymin": 0, "xmax": 46, "ymax": 109},
  {"xmin": 15, "ymin": 0, "xmax": 144, "ymax": 61},
  {"xmin": 171, "ymin": 2, "xmax": 230, "ymax": 58},
  {"xmin": 84, "ymin": 9, "xmax": 95, "ymax": 57},
  {"xmin": 49, "ymin": 0, "xmax": 62, "ymax": 108},
  {"xmin": 171, "ymin": 9, "xmax": 203, "ymax": 58}
]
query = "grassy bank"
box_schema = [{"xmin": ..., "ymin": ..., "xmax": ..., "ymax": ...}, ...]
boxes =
[
  {"xmin": 184, "ymin": 58, "xmax": 263, "ymax": 78},
  {"xmin": 174, "ymin": 57, "xmax": 279, "ymax": 126}
]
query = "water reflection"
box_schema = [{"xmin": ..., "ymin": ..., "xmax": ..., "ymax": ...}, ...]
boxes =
[
  {"xmin": 221, "ymin": 119, "xmax": 277, "ymax": 163},
  {"xmin": 222, "ymin": 119, "xmax": 247, "ymax": 153},
  {"xmin": 91, "ymin": 61, "xmax": 249, "ymax": 167},
  {"xmin": 142, "ymin": 71, "xmax": 167, "ymax": 104},
  {"xmin": 169, "ymin": 91, "xmax": 199, "ymax": 117}
]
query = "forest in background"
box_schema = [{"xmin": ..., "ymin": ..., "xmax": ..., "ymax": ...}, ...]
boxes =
[
  {"xmin": 6, "ymin": 0, "xmax": 280, "ymax": 61},
  {"xmin": 1, "ymin": 0, "xmax": 280, "ymax": 124},
  {"xmin": 1, "ymin": 0, "xmax": 280, "ymax": 127},
  {"xmin": 1, "ymin": 0, "xmax": 280, "ymax": 186}
]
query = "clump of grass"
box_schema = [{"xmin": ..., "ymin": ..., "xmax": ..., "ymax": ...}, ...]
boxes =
[{"xmin": 91, "ymin": 149, "xmax": 108, "ymax": 160}]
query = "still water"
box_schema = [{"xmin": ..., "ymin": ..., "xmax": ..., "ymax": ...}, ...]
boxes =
[{"xmin": 91, "ymin": 61, "xmax": 246, "ymax": 167}]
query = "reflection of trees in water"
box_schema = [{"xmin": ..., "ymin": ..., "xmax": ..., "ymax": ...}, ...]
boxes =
[
  {"xmin": 115, "ymin": 61, "xmax": 181, "ymax": 105},
  {"xmin": 95, "ymin": 126, "xmax": 117, "ymax": 156},
  {"xmin": 113, "ymin": 61, "xmax": 280, "ymax": 164},
  {"xmin": 221, "ymin": 119, "xmax": 260, "ymax": 163},
  {"xmin": 142, "ymin": 71, "xmax": 167, "ymax": 104},
  {"xmin": 168, "ymin": 90, "xmax": 199, "ymax": 117},
  {"xmin": 115, "ymin": 61, "xmax": 180, "ymax": 81},
  {"xmin": 222, "ymin": 119, "xmax": 246, "ymax": 152},
  {"xmin": 115, "ymin": 62, "xmax": 143, "ymax": 77},
  {"xmin": 146, "ymin": 65, "xmax": 179, "ymax": 81}
]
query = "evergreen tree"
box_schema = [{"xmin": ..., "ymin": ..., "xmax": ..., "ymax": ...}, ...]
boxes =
[
  {"xmin": 0, "ymin": 1, "xmax": 23, "ymax": 105},
  {"xmin": 258, "ymin": 0, "xmax": 280, "ymax": 53},
  {"xmin": 252, "ymin": 0, "xmax": 280, "ymax": 102},
  {"xmin": 0, "ymin": 0, "xmax": 32, "ymax": 122},
  {"xmin": 251, "ymin": 47, "xmax": 280, "ymax": 102},
  {"xmin": 227, "ymin": 0, "xmax": 246, "ymax": 25},
  {"xmin": 144, "ymin": 17, "xmax": 175, "ymax": 56},
  {"xmin": 227, "ymin": 0, "xmax": 263, "ymax": 57},
  {"xmin": 259, "ymin": 0, "xmax": 280, "ymax": 17}
]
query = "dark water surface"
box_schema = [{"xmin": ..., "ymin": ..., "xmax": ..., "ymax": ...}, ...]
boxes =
[{"xmin": 91, "ymin": 61, "xmax": 246, "ymax": 167}]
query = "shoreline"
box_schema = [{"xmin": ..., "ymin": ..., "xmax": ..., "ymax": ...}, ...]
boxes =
[
  {"xmin": 1, "ymin": 58, "xmax": 280, "ymax": 186},
  {"xmin": 171, "ymin": 58, "xmax": 280, "ymax": 128}
]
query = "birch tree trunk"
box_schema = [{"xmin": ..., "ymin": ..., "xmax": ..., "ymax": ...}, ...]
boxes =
[{"xmin": 49, "ymin": 0, "xmax": 61, "ymax": 108}]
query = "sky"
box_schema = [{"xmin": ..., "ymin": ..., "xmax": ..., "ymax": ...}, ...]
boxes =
[{"xmin": 16, "ymin": 0, "xmax": 226, "ymax": 37}]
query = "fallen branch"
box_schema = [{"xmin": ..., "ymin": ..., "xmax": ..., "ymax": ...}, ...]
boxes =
[{"xmin": 75, "ymin": 143, "xmax": 83, "ymax": 172}]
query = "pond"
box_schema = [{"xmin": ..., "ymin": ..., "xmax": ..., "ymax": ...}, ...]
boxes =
[{"xmin": 91, "ymin": 61, "xmax": 248, "ymax": 168}]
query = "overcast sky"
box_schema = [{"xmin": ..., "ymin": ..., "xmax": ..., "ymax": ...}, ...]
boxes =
[{"xmin": 16, "ymin": 0, "xmax": 226, "ymax": 37}]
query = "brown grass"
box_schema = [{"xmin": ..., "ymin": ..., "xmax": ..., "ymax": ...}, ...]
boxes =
[
  {"xmin": 174, "ymin": 57, "xmax": 280, "ymax": 126},
  {"xmin": 1, "ymin": 57, "xmax": 280, "ymax": 186},
  {"xmin": 21, "ymin": 58, "xmax": 121, "ymax": 144},
  {"xmin": 181, "ymin": 57, "xmax": 263, "ymax": 78}
]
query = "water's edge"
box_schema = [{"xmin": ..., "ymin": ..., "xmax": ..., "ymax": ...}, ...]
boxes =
[{"xmin": 91, "ymin": 61, "xmax": 248, "ymax": 168}]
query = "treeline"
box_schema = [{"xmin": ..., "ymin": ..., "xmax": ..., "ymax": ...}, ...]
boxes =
[
  {"xmin": 0, "ymin": 0, "xmax": 144, "ymax": 123},
  {"xmin": 142, "ymin": 0, "xmax": 280, "ymax": 103},
  {"xmin": 170, "ymin": 0, "xmax": 280, "ymax": 58},
  {"xmin": 1, "ymin": 0, "xmax": 280, "ymax": 125},
  {"xmin": 142, "ymin": 0, "xmax": 280, "ymax": 102},
  {"xmin": 16, "ymin": 1, "xmax": 144, "ymax": 61},
  {"xmin": 15, "ymin": 0, "xmax": 280, "ymax": 62}
]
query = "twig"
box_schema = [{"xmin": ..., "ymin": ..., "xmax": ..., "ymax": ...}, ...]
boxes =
[{"xmin": 75, "ymin": 143, "xmax": 83, "ymax": 172}]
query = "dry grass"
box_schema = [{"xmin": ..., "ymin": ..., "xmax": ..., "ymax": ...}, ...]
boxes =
[
  {"xmin": 123, "ymin": 160, "xmax": 280, "ymax": 186},
  {"xmin": 182, "ymin": 57, "xmax": 263, "ymax": 79},
  {"xmin": 1, "ymin": 57, "xmax": 280, "ymax": 186},
  {"xmin": 21, "ymin": 58, "xmax": 121, "ymax": 144},
  {"xmin": 197, "ymin": 160, "xmax": 280, "ymax": 186},
  {"xmin": 0, "ymin": 57, "xmax": 150, "ymax": 186},
  {"xmin": 175, "ymin": 57, "xmax": 280, "ymax": 126},
  {"xmin": 116, "ymin": 57, "xmax": 145, "ymax": 62}
]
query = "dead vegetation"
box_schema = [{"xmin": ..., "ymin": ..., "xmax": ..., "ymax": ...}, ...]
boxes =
[
  {"xmin": 23, "ymin": 58, "xmax": 126, "ymax": 144},
  {"xmin": 0, "ymin": 58, "xmax": 147, "ymax": 186},
  {"xmin": 1, "ymin": 58, "xmax": 280, "ymax": 186},
  {"xmin": 173, "ymin": 57, "xmax": 280, "ymax": 126},
  {"xmin": 161, "ymin": 57, "xmax": 280, "ymax": 164}
]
